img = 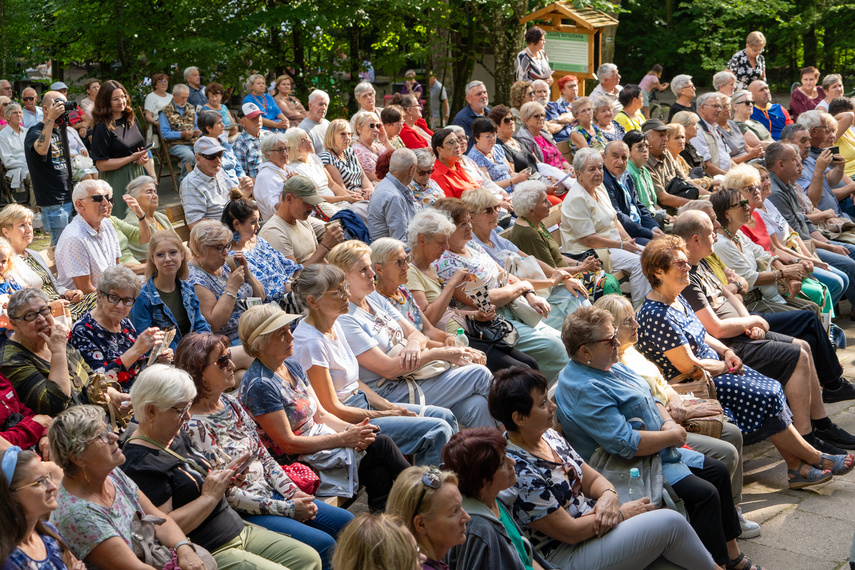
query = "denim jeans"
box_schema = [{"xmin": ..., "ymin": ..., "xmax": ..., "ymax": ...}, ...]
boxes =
[
  {"xmin": 343, "ymin": 391, "xmax": 457, "ymax": 466},
  {"xmin": 245, "ymin": 500, "xmax": 353, "ymax": 570},
  {"xmin": 812, "ymin": 265, "xmax": 848, "ymax": 307},
  {"xmin": 168, "ymin": 144, "xmax": 196, "ymax": 181},
  {"xmin": 40, "ymin": 202, "xmax": 73, "ymax": 246},
  {"xmin": 817, "ymin": 242, "xmax": 855, "ymax": 303}
]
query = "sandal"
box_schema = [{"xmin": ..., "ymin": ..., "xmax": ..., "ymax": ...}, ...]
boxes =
[
  {"xmin": 726, "ymin": 553, "xmax": 763, "ymax": 570},
  {"xmin": 788, "ymin": 461, "xmax": 832, "ymax": 489},
  {"xmin": 820, "ymin": 453, "xmax": 855, "ymax": 476}
]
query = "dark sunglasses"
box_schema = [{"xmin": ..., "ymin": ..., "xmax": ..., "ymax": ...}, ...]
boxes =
[
  {"xmin": 413, "ymin": 467, "xmax": 443, "ymax": 515},
  {"xmin": 368, "ymin": 123, "xmax": 381, "ymax": 129},
  {"xmin": 416, "ymin": 167, "xmax": 435, "ymax": 176},
  {"xmin": 89, "ymin": 194, "xmax": 113, "ymax": 203},
  {"xmin": 730, "ymin": 199, "xmax": 750, "ymax": 209},
  {"xmin": 22, "ymin": 97, "xmax": 34, "ymax": 101},
  {"xmin": 501, "ymin": 117, "xmax": 514, "ymax": 124},
  {"xmin": 206, "ymin": 350, "xmax": 232, "ymax": 370},
  {"xmin": 202, "ymin": 151, "xmax": 224, "ymax": 160}
]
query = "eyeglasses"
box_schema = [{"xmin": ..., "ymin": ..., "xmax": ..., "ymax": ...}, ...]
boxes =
[
  {"xmin": 392, "ymin": 254, "xmax": 412, "ymax": 269},
  {"xmin": 205, "ymin": 350, "xmax": 232, "ymax": 370},
  {"xmin": 22, "ymin": 97, "xmax": 34, "ymax": 101},
  {"xmin": 100, "ymin": 291, "xmax": 136, "ymax": 307},
  {"xmin": 324, "ymin": 283, "xmax": 350, "ymax": 299},
  {"xmin": 413, "ymin": 467, "xmax": 443, "ymax": 515},
  {"xmin": 10, "ymin": 305, "xmax": 51, "ymax": 322},
  {"xmin": 89, "ymin": 429, "xmax": 112, "ymax": 445},
  {"xmin": 531, "ymin": 113, "xmax": 545, "ymax": 119},
  {"xmin": 501, "ymin": 117, "xmax": 514, "ymax": 124},
  {"xmin": 704, "ymin": 104, "xmax": 724, "ymax": 110},
  {"xmin": 416, "ymin": 167, "xmax": 435, "ymax": 176},
  {"xmin": 621, "ymin": 315, "xmax": 638, "ymax": 327},
  {"xmin": 13, "ymin": 472, "xmax": 54, "ymax": 491},
  {"xmin": 209, "ymin": 244, "xmax": 230, "ymax": 254},
  {"xmin": 368, "ymin": 123, "xmax": 381, "ymax": 129},
  {"xmin": 202, "ymin": 151, "xmax": 224, "ymax": 160},
  {"xmin": 269, "ymin": 147, "xmax": 289, "ymax": 154},
  {"xmin": 682, "ymin": 84, "xmax": 695, "ymax": 90},
  {"xmin": 443, "ymin": 139, "xmax": 464, "ymax": 148},
  {"xmin": 594, "ymin": 331, "xmax": 619, "ymax": 346},
  {"xmin": 481, "ymin": 206, "xmax": 497, "ymax": 214},
  {"xmin": 171, "ymin": 403, "xmax": 192, "ymax": 416},
  {"xmin": 729, "ymin": 199, "xmax": 750, "ymax": 209},
  {"xmin": 89, "ymin": 194, "xmax": 114, "ymax": 203},
  {"xmin": 672, "ymin": 260, "xmax": 692, "ymax": 271}
]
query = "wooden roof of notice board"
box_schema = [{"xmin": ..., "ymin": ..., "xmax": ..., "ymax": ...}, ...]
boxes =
[{"xmin": 520, "ymin": 2, "xmax": 618, "ymax": 30}]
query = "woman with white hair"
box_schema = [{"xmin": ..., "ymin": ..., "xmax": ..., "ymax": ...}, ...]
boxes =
[
  {"xmin": 352, "ymin": 110, "xmax": 386, "ymax": 182},
  {"xmin": 716, "ymin": 94, "xmax": 764, "ymax": 164},
  {"xmin": 569, "ymin": 96, "xmax": 606, "ymax": 152},
  {"xmin": 668, "ymin": 74, "xmax": 697, "ymax": 121},
  {"xmin": 243, "ymin": 73, "xmax": 288, "ymax": 132},
  {"xmin": 560, "ymin": 148, "xmax": 650, "ymax": 307},
  {"xmin": 353, "ymin": 81, "xmax": 383, "ymax": 116},
  {"xmin": 407, "ymin": 148, "xmax": 445, "ymax": 209},
  {"xmin": 713, "ymin": 70, "xmax": 738, "ymax": 97},
  {"xmin": 592, "ymin": 95, "xmax": 625, "ymax": 142},
  {"xmin": 0, "ymin": 103, "xmax": 30, "ymax": 196},
  {"xmin": 731, "ymin": 89, "xmax": 773, "ymax": 149},
  {"xmin": 254, "ymin": 132, "xmax": 296, "ymax": 221},
  {"xmin": 517, "ymin": 101, "xmax": 572, "ymax": 173},
  {"xmin": 119, "ymin": 175, "xmax": 175, "ymax": 261},
  {"xmin": 671, "ymin": 110, "xmax": 706, "ymax": 175}
]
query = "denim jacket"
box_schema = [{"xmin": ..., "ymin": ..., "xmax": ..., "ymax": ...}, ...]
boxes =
[{"xmin": 130, "ymin": 277, "xmax": 211, "ymax": 349}]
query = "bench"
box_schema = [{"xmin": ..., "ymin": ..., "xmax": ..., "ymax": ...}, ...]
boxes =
[{"xmin": 165, "ymin": 205, "xmax": 192, "ymax": 243}]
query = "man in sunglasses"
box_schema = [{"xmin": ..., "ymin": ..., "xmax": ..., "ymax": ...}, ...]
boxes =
[
  {"xmin": 368, "ymin": 148, "xmax": 418, "ymax": 241},
  {"xmin": 180, "ymin": 136, "xmax": 238, "ymax": 230},
  {"xmin": 20, "ymin": 88, "xmax": 42, "ymax": 129},
  {"xmin": 55, "ymin": 179, "xmax": 121, "ymax": 294}
]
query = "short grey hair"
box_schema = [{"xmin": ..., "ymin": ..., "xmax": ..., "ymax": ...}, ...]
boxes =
[
  {"xmin": 354, "ymin": 81, "xmax": 375, "ymax": 99},
  {"xmin": 696, "ymin": 92, "xmax": 720, "ymax": 108},
  {"xmin": 4, "ymin": 102, "xmax": 21, "ymax": 121},
  {"xmin": 130, "ymin": 364, "xmax": 197, "ymax": 424},
  {"xmin": 126, "ymin": 175, "xmax": 155, "ymax": 200},
  {"xmin": 591, "ymin": 96, "xmax": 613, "ymax": 114},
  {"xmin": 520, "ymin": 101, "xmax": 546, "ymax": 123},
  {"xmin": 670, "ymin": 75, "xmax": 693, "ymax": 97},
  {"xmin": 7, "ymin": 288, "xmax": 49, "ymax": 320},
  {"xmin": 172, "ymin": 83, "xmax": 189, "ymax": 96},
  {"xmin": 408, "ymin": 208, "xmax": 455, "ymax": 248},
  {"xmin": 796, "ymin": 109, "xmax": 825, "ymax": 131},
  {"xmin": 72, "ymin": 179, "xmax": 111, "ymax": 208},
  {"xmin": 292, "ymin": 264, "xmax": 346, "ymax": 311},
  {"xmin": 731, "ymin": 89, "xmax": 752, "ymax": 106},
  {"xmin": 671, "ymin": 110, "xmax": 700, "ymax": 127},
  {"xmin": 245, "ymin": 74, "xmax": 264, "ymax": 92},
  {"xmin": 189, "ymin": 219, "xmax": 231, "ymax": 258},
  {"xmin": 531, "ymin": 79, "xmax": 549, "ymax": 92},
  {"xmin": 370, "ymin": 237, "xmax": 407, "ymax": 266},
  {"xmin": 183, "ymin": 66, "xmax": 199, "ymax": 80},
  {"xmin": 465, "ymin": 81, "xmax": 485, "ymax": 97},
  {"xmin": 573, "ymin": 147, "xmax": 604, "ymax": 173},
  {"xmin": 596, "ymin": 63, "xmax": 618, "ymax": 81},
  {"xmin": 49, "ymin": 405, "xmax": 106, "ymax": 474},
  {"xmin": 388, "ymin": 148, "xmax": 417, "ymax": 176},
  {"xmin": 413, "ymin": 148, "xmax": 435, "ymax": 170},
  {"xmin": 512, "ymin": 181, "xmax": 548, "ymax": 217},
  {"xmin": 97, "ymin": 265, "xmax": 142, "ymax": 297},
  {"xmin": 822, "ymin": 74, "xmax": 842, "ymax": 91},
  {"xmin": 604, "ymin": 139, "xmax": 628, "ymax": 156},
  {"xmin": 571, "ymin": 96, "xmax": 591, "ymax": 115},
  {"xmin": 713, "ymin": 71, "xmax": 737, "ymax": 91},
  {"xmin": 676, "ymin": 199, "xmax": 714, "ymax": 216},
  {"xmin": 260, "ymin": 132, "xmax": 288, "ymax": 162},
  {"xmin": 308, "ymin": 89, "xmax": 330, "ymax": 106}
]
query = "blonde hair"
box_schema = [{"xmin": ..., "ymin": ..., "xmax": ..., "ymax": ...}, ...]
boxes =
[
  {"xmin": 0, "ymin": 204, "xmax": 34, "ymax": 241},
  {"xmin": 284, "ymin": 127, "xmax": 306, "ymax": 163},
  {"xmin": 746, "ymin": 31, "xmax": 766, "ymax": 48},
  {"xmin": 666, "ymin": 123, "xmax": 686, "ymax": 139},
  {"xmin": 671, "ymin": 110, "xmax": 700, "ymax": 128},
  {"xmin": 324, "ymin": 118, "xmax": 350, "ymax": 152},
  {"xmin": 331, "ymin": 514, "xmax": 419, "ymax": 570},
  {"xmin": 328, "ymin": 240, "xmax": 373, "ymax": 273},
  {"xmin": 0, "ymin": 237, "xmax": 16, "ymax": 276},
  {"xmin": 593, "ymin": 294, "xmax": 633, "ymax": 326},
  {"xmin": 722, "ymin": 163, "xmax": 761, "ymax": 190},
  {"xmin": 460, "ymin": 187, "xmax": 498, "ymax": 214},
  {"xmin": 386, "ymin": 466, "xmax": 459, "ymax": 539},
  {"xmin": 145, "ymin": 230, "xmax": 189, "ymax": 280}
]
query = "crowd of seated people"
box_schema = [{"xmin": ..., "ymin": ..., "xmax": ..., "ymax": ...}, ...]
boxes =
[{"xmin": 7, "ymin": 34, "xmax": 855, "ymax": 570}]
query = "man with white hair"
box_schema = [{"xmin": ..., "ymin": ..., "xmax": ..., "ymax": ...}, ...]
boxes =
[
  {"xmin": 749, "ymin": 80, "xmax": 792, "ymax": 140},
  {"xmin": 530, "ymin": 79, "xmax": 563, "ymax": 138},
  {"xmin": 184, "ymin": 66, "xmax": 207, "ymax": 107},
  {"xmin": 452, "ymin": 80, "xmax": 490, "ymax": 150},
  {"xmin": 21, "ymin": 88, "xmax": 43, "ymax": 129},
  {"xmin": 590, "ymin": 63, "xmax": 623, "ymax": 114},
  {"xmin": 298, "ymin": 90, "xmax": 330, "ymax": 154},
  {"xmin": 55, "ymin": 180, "xmax": 120, "ymax": 293},
  {"xmin": 367, "ymin": 148, "xmax": 418, "ymax": 241},
  {"xmin": 690, "ymin": 93, "xmax": 734, "ymax": 176},
  {"xmin": 158, "ymin": 84, "xmax": 201, "ymax": 181},
  {"xmin": 180, "ymin": 136, "xmax": 239, "ymax": 230}
]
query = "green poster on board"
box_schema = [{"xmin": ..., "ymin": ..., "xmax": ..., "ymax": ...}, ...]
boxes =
[{"xmin": 544, "ymin": 31, "xmax": 589, "ymax": 73}]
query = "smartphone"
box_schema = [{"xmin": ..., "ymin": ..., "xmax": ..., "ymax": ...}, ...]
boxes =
[
  {"xmin": 827, "ymin": 146, "xmax": 840, "ymax": 155},
  {"xmin": 234, "ymin": 452, "xmax": 255, "ymax": 475},
  {"xmin": 140, "ymin": 143, "xmax": 154, "ymax": 152}
]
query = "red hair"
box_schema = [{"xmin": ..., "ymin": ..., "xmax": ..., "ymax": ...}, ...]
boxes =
[{"xmin": 557, "ymin": 75, "xmax": 578, "ymax": 91}]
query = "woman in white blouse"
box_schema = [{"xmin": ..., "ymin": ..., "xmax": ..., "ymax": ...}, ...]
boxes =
[{"xmin": 0, "ymin": 104, "xmax": 30, "ymax": 193}]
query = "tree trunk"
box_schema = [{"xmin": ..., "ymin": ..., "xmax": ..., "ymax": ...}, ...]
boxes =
[
  {"xmin": 600, "ymin": 0, "xmax": 622, "ymax": 64},
  {"xmin": 802, "ymin": 25, "xmax": 817, "ymax": 68},
  {"xmin": 478, "ymin": 0, "xmax": 525, "ymax": 107},
  {"xmin": 449, "ymin": 1, "xmax": 476, "ymax": 114},
  {"xmin": 293, "ymin": 22, "xmax": 305, "ymax": 92},
  {"xmin": 347, "ymin": 24, "xmax": 361, "ymax": 116},
  {"xmin": 430, "ymin": 0, "xmax": 453, "ymax": 125}
]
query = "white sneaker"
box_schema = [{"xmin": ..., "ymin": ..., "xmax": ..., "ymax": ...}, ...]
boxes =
[{"xmin": 737, "ymin": 506, "xmax": 761, "ymax": 538}]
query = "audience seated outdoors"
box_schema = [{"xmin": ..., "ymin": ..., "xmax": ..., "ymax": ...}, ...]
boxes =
[
  {"xmin": 591, "ymin": 63, "xmax": 623, "ymax": 114},
  {"xmin": 817, "ymin": 73, "xmax": 844, "ymax": 112},
  {"xmin": 197, "ymin": 110, "xmax": 253, "ymax": 195},
  {"xmin": 691, "ymin": 92, "xmax": 735, "ymax": 176},
  {"xmin": 0, "ymin": 104, "xmax": 31, "ymax": 198},
  {"xmin": 516, "ymin": 101, "xmax": 573, "ymax": 177},
  {"xmin": 716, "ymin": 94, "xmax": 765, "ymax": 164},
  {"xmin": 243, "ymin": 73, "xmax": 289, "ymax": 133},
  {"xmin": 158, "ymin": 84, "xmax": 201, "ymax": 180},
  {"xmin": 233, "ymin": 102, "xmax": 270, "ymax": 179},
  {"xmin": 352, "ymin": 110, "xmax": 387, "ymax": 181},
  {"xmin": 545, "ymin": 74, "xmax": 578, "ymax": 144},
  {"xmin": 452, "ymin": 81, "xmax": 490, "ymax": 147},
  {"xmin": 668, "ymin": 74, "xmax": 697, "ymax": 121},
  {"xmin": 727, "ymin": 31, "xmax": 767, "ymax": 90},
  {"xmin": 749, "ymin": 80, "xmax": 793, "ymax": 140},
  {"xmin": 368, "ymin": 148, "xmax": 419, "ymax": 242},
  {"xmin": 732, "ymin": 89, "xmax": 774, "ymax": 148},
  {"xmin": 331, "ymin": 513, "xmax": 424, "ymax": 570},
  {"xmin": 408, "ymin": 147, "xmax": 446, "ymax": 209},
  {"xmin": 614, "ymin": 84, "xmax": 645, "ymax": 133},
  {"xmin": 509, "ymin": 80, "xmax": 532, "ymax": 135},
  {"xmin": 569, "ymin": 96, "xmax": 606, "ymax": 152},
  {"xmin": 601, "ymin": 140, "xmax": 664, "ymax": 245},
  {"xmin": 320, "ymin": 118, "xmax": 374, "ymax": 207},
  {"xmin": 201, "ymin": 81, "xmax": 239, "ymax": 140}
]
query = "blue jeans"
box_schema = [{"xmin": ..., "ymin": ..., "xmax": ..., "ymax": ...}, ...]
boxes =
[
  {"xmin": 168, "ymin": 144, "xmax": 196, "ymax": 181},
  {"xmin": 40, "ymin": 202, "xmax": 73, "ymax": 245},
  {"xmin": 817, "ymin": 241, "xmax": 855, "ymax": 303},
  {"xmin": 812, "ymin": 265, "xmax": 848, "ymax": 307},
  {"xmin": 245, "ymin": 500, "xmax": 353, "ymax": 570},
  {"xmin": 343, "ymin": 391, "xmax": 457, "ymax": 466}
]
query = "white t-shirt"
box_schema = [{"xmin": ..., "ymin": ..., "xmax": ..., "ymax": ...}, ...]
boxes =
[
  {"xmin": 292, "ymin": 155, "xmax": 335, "ymax": 198},
  {"xmin": 338, "ymin": 292, "xmax": 405, "ymax": 386},
  {"xmin": 144, "ymin": 92, "xmax": 173, "ymax": 116},
  {"xmin": 291, "ymin": 320, "xmax": 360, "ymax": 400}
]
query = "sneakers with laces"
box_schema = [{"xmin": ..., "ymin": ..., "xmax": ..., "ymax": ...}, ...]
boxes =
[{"xmin": 737, "ymin": 506, "xmax": 760, "ymax": 539}]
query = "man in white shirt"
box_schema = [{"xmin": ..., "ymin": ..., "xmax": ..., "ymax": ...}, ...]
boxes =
[
  {"xmin": 690, "ymin": 92, "xmax": 734, "ymax": 176},
  {"xmin": 180, "ymin": 137, "xmax": 238, "ymax": 229},
  {"xmin": 590, "ymin": 63, "xmax": 623, "ymax": 114},
  {"xmin": 298, "ymin": 90, "xmax": 330, "ymax": 154}
]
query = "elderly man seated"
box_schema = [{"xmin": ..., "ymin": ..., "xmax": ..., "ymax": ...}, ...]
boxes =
[
  {"xmin": 452, "ymin": 80, "xmax": 490, "ymax": 149},
  {"xmin": 259, "ymin": 175, "xmax": 344, "ymax": 264},
  {"xmin": 179, "ymin": 136, "xmax": 239, "ymax": 229},
  {"xmin": 601, "ymin": 140, "xmax": 663, "ymax": 245},
  {"xmin": 545, "ymin": 75, "xmax": 578, "ymax": 144},
  {"xmin": 158, "ymin": 84, "xmax": 201, "ymax": 181},
  {"xmin": 184, "ymin": 66, "xmax": 207, "ymax": 107},
  {"xmin": 232, "ymin": 103, "xmax": 269, "ymax": 179},
  {"xmin": 21, "ymin": 88, "xmax": 43, "ymax": 129},
  {"xmin": 55, "ymin": 179, "xmax": 120, "ymax": 294},
  {"xmin": 749, "ymin": 80, "xmax": 793, "ymax": 140},
  {"xmin": 590, "ymin": 63, "xmax": 623, "ymax": 113},
  {"xmin": 645, "ymin": 118, "xmax": 703, "ymax": 210},
  {"xmin": 298, "ymin": 90, "xmax": 331, "ymax": 154},
  {"xmin": 690, "ymin": 92, "xmax": 734, "ymax": 176},
  {"xmin": 368, "ymin": 148, "xmax": 418, "ymax": 242}
]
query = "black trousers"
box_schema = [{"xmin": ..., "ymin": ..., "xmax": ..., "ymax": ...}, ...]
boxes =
[
  {"xmin": 359, "ymin": 433, "xmax": 411, "ymax": 512},
  {"xmin": 468, "ymin": 338, "xmax": 539, "ymax": 373},
  {"xmin": 670, "ymin": 456, "xmax": 740, "ymax": 564},
  {"xmin": 755, "ymin": 310, "xmax": 842, "ymax": 387}
]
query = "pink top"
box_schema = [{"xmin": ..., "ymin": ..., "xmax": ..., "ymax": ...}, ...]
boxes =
[
  {"xmin": 352, "ymin": 140, "xmax": 385, "ymax": 178},
  {"xmin": 639, "ymin": 74, "xmax": 660, "ymax": 93},
  {"xmin": 535, "ymin": 135, "xmax": 564, "ymax": 169}
]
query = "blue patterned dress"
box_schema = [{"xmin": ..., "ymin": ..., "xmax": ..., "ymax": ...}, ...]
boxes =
[
  {"xmin": 1, "ymin": 522, "xmax": 68, "ymax": 570},
  {"xmin": 235, "ymin": 237, "xmax": 302, "ymax": 304},
  {"xmin": 635, "ymin": 296, "xmax": 792, "ymax": 444}
]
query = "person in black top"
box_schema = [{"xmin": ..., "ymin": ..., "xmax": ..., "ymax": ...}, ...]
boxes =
[
  {"xmin": 23, "ymin": 90, "xmax": 74, "ymax": 245},
  {"xmin": 602, "ymin": 140, "xmax": 664, "ymax": 242}
]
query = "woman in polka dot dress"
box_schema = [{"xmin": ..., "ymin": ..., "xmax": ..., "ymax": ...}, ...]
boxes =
[{"xmin": 634, "ymin": 236, "xmax": 854, "ymax": 489}]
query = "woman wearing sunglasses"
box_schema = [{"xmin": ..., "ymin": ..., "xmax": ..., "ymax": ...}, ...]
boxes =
[
  {"xmin": 352, "ymin": 111, "xmax": 388, "ymax": 182},
  {"xmin": 430, "ymin": 128, "xmax": 479, "ymax": 199},
  {"xmin": 0, "ymin": 446, "xmax": 86, "ymax": 569},
  {"xmin": 407, "ymin": 149, "xmax": 445, "ymax": 210},
  {"xmin": 70, "ymin": 265, "xmax": 170, "ymax": 394},
  {"xmin": 175, "ymin": 332, "xmax": 353, "ymax": 570}
]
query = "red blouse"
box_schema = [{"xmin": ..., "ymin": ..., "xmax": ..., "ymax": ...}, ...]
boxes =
[{"xmin": 741, "ymin": 210, "xmax": 772, "ymax": 252}]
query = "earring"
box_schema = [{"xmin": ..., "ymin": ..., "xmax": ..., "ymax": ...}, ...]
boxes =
[
  {"xmin": 587, "ymin": 360, "xmax": 591, "ymax": 365},
  {"xmin": 232, "ymin": 230, "xmax": 241, "ymax": 243}
]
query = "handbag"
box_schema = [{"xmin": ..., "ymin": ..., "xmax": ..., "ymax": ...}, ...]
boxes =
[
  {"xmin": 131, "ymin": 512, "xmax": 217, "ymax": 570},
  {"xmin": 282, "ymin": 461, "xmax": 321, "ymax": 495},
  {"xmin": 665, "ymin": 176, "xmax": 700, "ymax": 200},
  {"xmin": 667, "ymin": 365, "xmax": 717, "ymax": 400},
  {"xmin": 86, "ymin": 372, "xmax": 133, "ymax": 433},
  {"xmin": 497, "ymin": 269, "xmax": 543, "ymax": 328},
  {"xmin": 679, "ymin": 396, "xmax": 725, "ymax": 439},
  {"xmin": 464, "ymin": 314, "xmax": 520, "ymax": 355},
  {"xmin": 505, "ymin": 252, "xmax": 551, "ymax": 298},
  {"xmin": 386, "ymin": 339, "xmax": 453, "ymax": 381}
]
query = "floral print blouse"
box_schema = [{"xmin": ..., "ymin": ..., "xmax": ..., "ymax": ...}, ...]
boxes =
[
  {"xmin": 352, "ymin": 140, "xmax": 385, "ymax": 179},
  {"xmin": 378, "ymin": 285, "xmax": 424, "ymax": 330},
  {"xmin": 236, "ymin": 237, "xmax": 302, "ymax": 304},
  {"xmin": 726, "ymin": 49, "xmax": 765, "ymax": 90},
  {"xmin": 188, "ymin": 262, "xmax": 254, "ymax": 341},
  {"xmin": 184, "ymin": 393, "xmax": 299, "ymax": 519},
  {"xmin": 434, "ymin": 241, "xmax": 502, "ymax": 289},
  {"xmin": 1, "ymin": 522, "xmax": 67, "ymax": 570},
  {"xmin": 69, "ymin": 313, "xmax": 143, "ymax": 389},
  {"xmin": 408, "ymin": 178, "xmax": 445, "ymax": 210}
]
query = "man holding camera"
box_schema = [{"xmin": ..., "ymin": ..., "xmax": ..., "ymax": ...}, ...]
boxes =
[{"xmin": 24, "ymin": 90, "xmax": 75, "ymax": 245}]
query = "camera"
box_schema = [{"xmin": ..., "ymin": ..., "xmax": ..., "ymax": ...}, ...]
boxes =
[{"xmin": 55, "ymin": 99, "xmax": 78, "ymax": 126}]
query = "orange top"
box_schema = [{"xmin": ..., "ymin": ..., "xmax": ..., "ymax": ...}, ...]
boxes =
[{"xmin": 432, "ymin": 159, "xmax": 479, "ymax": 198}]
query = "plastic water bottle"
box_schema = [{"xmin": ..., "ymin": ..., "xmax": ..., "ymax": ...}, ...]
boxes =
[
  {"xmin": 628, "ymin": 467, "xmax": 642, "ymax": 501},
  {"xmin": 454, "ymin": 328, "xmax": 469, "ymax": 347}
]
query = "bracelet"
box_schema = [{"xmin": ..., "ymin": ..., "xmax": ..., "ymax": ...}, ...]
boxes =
[
  {"xmin": 318, "ymin": 243, "xmax": 330, "ymax": 251},
  {"xmin": 522, "ymin": 289, "xmax": 536, "ymax": 298},
  {"xmin": 602, "ymin": 487, "xmax": 619, "ymax": 497},
  {"xmin": 663, "ymin": 419, "xmax": 676, "ymax": 424},
  {"xmin": 619, "ymin": 241, "xmax": 624, "ymax": 250},
  {"xmin": 173, "ymin": 540, "xmax": 192, "ymax": 551},
  {"xmin": 137, "ymin": 214, "xmax": 146, "ymax": 221},
  {"xmin": 224, "ymin": 291, "xmax": 238, "ymax": 300},
  {"xmin": 618, "ymin": 510, "xmax": 625, "ymax": 522}
]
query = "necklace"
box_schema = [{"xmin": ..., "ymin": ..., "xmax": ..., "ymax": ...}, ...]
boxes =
[
  {"xmin": 721, "ymin": 227, "xmax": 741, "ymax": 245},
  {"xmin": 520, "ymin": 216, "xmax": 551, "ymax": 241},
  {"xmin": 250, "ymin": 93, "xmax": 269, "ymax": 113},
  {"xmin": 375, "ymin": 281, "xmax": 404, "ymax": 303}
]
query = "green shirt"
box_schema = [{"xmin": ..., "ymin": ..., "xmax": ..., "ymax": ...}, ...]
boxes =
[
  {"xmin": 156, "ymin": 286, "xmax": 191, "ymax": 337},
  {"xmin": 498, "ymin": 502, "xmax": 533, "ymax": 570},
  {"xmin": 626, "ymin": 160, "xmax": 658, "ymax": 211}
]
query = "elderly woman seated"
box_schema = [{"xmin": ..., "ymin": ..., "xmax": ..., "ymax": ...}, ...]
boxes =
[
  {"xmin": 236, "ymin": 303, "xmax": 410, "ymax": 509},
  {"xmin": 593, "ymin": 95, "xmax": 625, "ymax": 142},
  {"xmin": 221, "ymin": 193, "xmax": 301, "ymax": 305},
  {"xmin": 441, "ymin": 427, "xmax": 555, "ymax": 570},
  {"xmin": 636, "ymin": 235, "xmax": 854, "ymax": 489},
  {"xmin": 730, "ymin": 90, "xmax": 773, "ymax": 149},
  {"xmin": 430, "ymin": 127, "xmax": 480, "ymax": 198},
  {"xmin": 467, "ymin": 117, "xmax": 530, "ymax": 195},
  {"xmin": 396, "ymin": 93, "xmax": 433, "ymax": 149},
  {"xmin": 175, "ymin": 332, "xmax": 353, "ymax": 569},
  {"xmin": 560, "ymin": 148, "xmax": 650, "ymax": 307},
  {"xmin": 380, "ymin": 105, "xmax": 407, "ymax": 150},
  {"xmin": 254, "ymin": 132, "xmax": 296, "ymax": 222},
  {"xmin": 70, "ymin": 265, "xmax": 171, "ymax": 392},
  {"xmin": 517, "ymin": 101, "xmax": 572, "ymax": 175},
  {"xmin": 328, "ymin": 239, "xmax": 497, "ymax": 428},
  {"xmin": 408, "ymin": 148, "xmax": 445, "ymax": 209},
  {"xmin": 489, "ymin": 367, "xmax": 713, "ymax": 570},
  {"xmin": 273, "ymin": 74, "xmax": 307, "ymax": 123},
  {"xmin": 320, "ymin": 119, "xmax": 374, "ymax": 202},
  {"xmin": 0, "ymin": 205, "xmax": 95, "ymax": 322},
  {"xmin": 243, "ymin": 73, "xmax": 288, "ymax": 132},
  {"xmin": 671, "ymin": 111, "xmax": 706, "ymax": 177},
  {"xmin": 188, "ymin": 220, "xmax": 265, "ymax": 344},
  {"xmin": 405, "ymin": 208, "xmax": 539, "ymax": 373},
  {"xmin": 49, "ymin": 405, "xmax": 217, "ymax": 570},
  {"xmin": 0, "ymin": 289, "xmax": 90, "ymax": 415},
  {"xmin": 291, "ymin": 263, "xmax": 456, "ymax": 467},
  {"xmin": 556, "ymin": 306, "xmax": 757, "ymax": 569},
  {"xmin": 431, "ymin": 198, "xmax": 570, "ymax": 381},
  {"xmin": 0, "ymin": 103, "xmax": 30, "ymax": 197},
  {"xmin": 121, "ymin": 367, "xmax": 322, "ymax": 569},
  {"xmin": 715, "ymin": 95, "xmax": 764, "ymax": 164},
  {"xmin": 569, "ymin": 96, "xmax": 606, "ymax": 151},
  {"xmin": 351, "ymin": 110, "xmax": 387, "ymax": 182},
  {"xmin": 119, "ymin": 175, "xmax": 176, "ymax": 262}
]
